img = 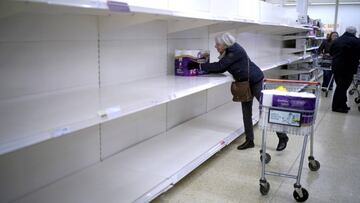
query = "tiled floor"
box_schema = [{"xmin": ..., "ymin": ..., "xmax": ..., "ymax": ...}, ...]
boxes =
[{"xmin": 152, "ymin": 92, "xmax": 360, "ymax": 203}]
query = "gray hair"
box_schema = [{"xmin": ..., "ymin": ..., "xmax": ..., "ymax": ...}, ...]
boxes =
[
  {"xmin": 215, "ymin": 32, "xmax": 236, "ymax": 47},
  {"xmin": 346, "ymin": 26, "xmax": 357, "ymax": 34}
]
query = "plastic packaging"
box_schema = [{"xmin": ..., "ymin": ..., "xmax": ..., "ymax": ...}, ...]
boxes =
[{"xmin": 175, "ymin": 49, "xmax": 210, "ymax": 76}]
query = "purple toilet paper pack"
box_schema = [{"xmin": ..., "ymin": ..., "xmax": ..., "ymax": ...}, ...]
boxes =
[
  {"xmin": 175, "ymin": 49, "xmax": 209, "ymax": 76},
  {"xmin": 272, "ymin": 93, "xmax": 316, "ymax": 125}
]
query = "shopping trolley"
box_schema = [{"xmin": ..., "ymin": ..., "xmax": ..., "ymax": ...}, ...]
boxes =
[
  {"xmin": 316, "ymin": 56, "xmax": 333, "ymax": 97},
  {"xmin": 348, "ymin": 65, "xmax": 360, "ymax": 112},
  {"xmin": 258, "ymin": 79, "xmax": 321, "ymax": 202}
]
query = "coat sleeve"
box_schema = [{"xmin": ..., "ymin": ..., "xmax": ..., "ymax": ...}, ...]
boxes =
[
  {"xmin": 318, "ymin": 40, "xmax": 326, "ymax": 55},
  {"xmin": 201, "ymin": 52, "xmax": 241, "ymax": 73}
]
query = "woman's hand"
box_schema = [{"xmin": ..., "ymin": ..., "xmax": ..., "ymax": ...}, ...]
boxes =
[{"xmin": 187, "ymin": 61, "xmax": 200, "ymax": 70}]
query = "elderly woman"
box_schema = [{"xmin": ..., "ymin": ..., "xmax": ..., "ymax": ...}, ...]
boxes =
[{"xmin": 188, "ymin": 32, "xmax": 288, "ymax": 150}]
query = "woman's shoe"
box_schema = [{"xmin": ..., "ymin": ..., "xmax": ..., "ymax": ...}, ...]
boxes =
[
  {"xmin": 237, "ymin": 140, "xmax": 254, "ymax": 150},
  {"xmin": 276, "ymin": 136, "xmax": 289, "ymax": 151}
]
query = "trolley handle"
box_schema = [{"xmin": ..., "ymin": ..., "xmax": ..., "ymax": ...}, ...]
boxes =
[{"xmin": 264, "ymin": 78, "xmax": 321, "ymax": 85}]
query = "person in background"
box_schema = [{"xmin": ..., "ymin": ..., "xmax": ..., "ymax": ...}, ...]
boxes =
[
  {"xmin": 318, "ymin": 31, "xmax": 339, "ymax": 91},
  {"xmin": 187, "ymin": 32, "xmax": 289, "ymax": 151},
  {"xmin": 330, "ymin": 26, "xmax": 360, "ymax": 113}
]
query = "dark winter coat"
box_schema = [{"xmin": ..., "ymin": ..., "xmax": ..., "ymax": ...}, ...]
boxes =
[
  {"xmin": 330, "ymin": 32, "xmax": 360, "ymax": 75},
  {"xmin": 201, "ymin": 43, "xmax": 264, "ymax": 85},
  {"xmin": 318, "ymin": 39, "xmax": 333, "ymax": 55}
]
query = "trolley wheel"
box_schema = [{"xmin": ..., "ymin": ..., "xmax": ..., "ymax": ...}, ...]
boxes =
[
  {"xmin": 260, "ymin": 181, "xmax": 270, "ymax": 195},
  {"xmin": 355, "ymin": 97, "xmax": 360, "ymax": 104},
  {"xmin": 260, "ymin": 153, "xmax": 271, "ymax": 164},
  {"xmin": 293, "ymin": 188, "xmax": 309, "ymax": 202},
  {"xmin": 349, "ymin": 89, "xmax": 355, "ymax": 95},
  {"xmin": 308, "ymin": 160, "xmax": 320, "ymax": 171}
]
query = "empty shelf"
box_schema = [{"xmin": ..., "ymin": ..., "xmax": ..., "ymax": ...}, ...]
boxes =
[
  {"xmin": 254, "ymin": 54, "xmax": 311, "ymax": 71},
  {"xmin": 0, "ymin": 51, "xmax": 311, "ymax": 155},
  {"xmin": 0, "ymin": 74, "xmax": 233, "ymax": 155},
  {"xmin": 16, "ymin": 101, "xmax": 260, "ymax": 203},
  {"xmin": 282, "ymin": 35, "xmax": 316, "ymax": 40},
  {"xmin": 306, "ymin": 46, "xmax": 320, "ymax": 51}
]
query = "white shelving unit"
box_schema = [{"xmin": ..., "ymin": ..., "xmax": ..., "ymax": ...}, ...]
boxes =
[
  {"xmin": 306, "ymin": 46, "xmax": 320, "ymax": 51},
  {"xmin": 9, "ymin": 0, "xmax": 311, "ymax": 35},
  {"xmin": 0, "ymin": 52, "xmax": 311, "ymax": 156},
  {"xmin": 14, "ymin": 101, "xmax": 259, "ymax": 203},
  {"xmin": 278, "ymin": 68, "xmax": 317, "ymax": 76},
  {"xmin": 0, "ymin": 74, "xmax": 234, "ymax": 155},
  {"xmin": 0, "ymin": 1, "xmax": 314, "ymax": 202},
  {"xmin": 282, "ymin": 35, "xmax": 316, "ymax": 40},
  {"xmin": 281, "ymin": 47, "xmax": 319, "ymax": 54}
]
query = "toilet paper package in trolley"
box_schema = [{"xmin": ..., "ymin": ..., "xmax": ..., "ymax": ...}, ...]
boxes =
[
  {"xmin": 175, "ymin": 49, "xmax": 209, "ymax": 76},
  {"xmin": 261, "ymin": 90, "xmax": 316, "ymax": 126}
]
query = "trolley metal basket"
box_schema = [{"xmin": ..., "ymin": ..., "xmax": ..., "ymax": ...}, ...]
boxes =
[
  {"xmin": 258, "ymin": 79, "xmax": 321, "ymax": 202},
  {"xmin": 348, "ymin": 65, "xmax": 360, "ymax": 111}
]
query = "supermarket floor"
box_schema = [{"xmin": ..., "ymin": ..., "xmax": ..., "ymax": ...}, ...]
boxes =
[{"xmin": 152, "ymin": 92, "xmax": 360, "ymax": 203}]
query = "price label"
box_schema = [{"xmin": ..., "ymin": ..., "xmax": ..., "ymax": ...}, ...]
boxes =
[
  {"xmin": 98, "ymin": 106, "xmax": 121, "ymax": 119},
  {"xmin": 53, "ymin": 127, "xmax": 71, "ymax": 137},
  {"xmin": 107, "ymin": 1, "xmax": 130, "ymax": 12}
]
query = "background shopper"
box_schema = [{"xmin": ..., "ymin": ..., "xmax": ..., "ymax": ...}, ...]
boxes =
[
  {"xmin": 330, "ymin": 26, "xmax": 360, "ymax": 113},
  {"xmin": 318, "ymin": 31, "xmax": 339, "ymax": 90}
]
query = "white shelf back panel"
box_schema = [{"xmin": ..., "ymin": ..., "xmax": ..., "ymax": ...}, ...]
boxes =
[
  {"xmin": 0, "ymin": 41, "xmax": 98, "ymax": 100},
  {"xmin": 100, "ymin": 40, "xmax": 167, "ymax": 85},
  {"xmin": 101, "ymin": 104, "xmax": 166, "ymax": 159},
  {"xmin": 238, "ymin": 0, "xmax": 260, "ymax": 21},
  {"xmin": 210, "ymin": 0, "xmax": 238, "ymax": 18},
  {"xmin": 0, "ymin": 12, "xmax": 97, "ymax": 42},
  {"xmin": 99, "ymin": 17, "xmax": 167, "ymax": 40},
  {"xmin": 0, "ymin": 12, "xmax": 98, "ymax": 100},
  {"xmin": 259, "ymin": 1, "xmax": 283, "ymax": 24},
  {"xmin": 166, "ymin": 91, "xmax": 207, "ymax": 130},
  {"xmin": 236, "ymin": 33, "xmax": 282, "ymax": 59},
  {"xmin": 167, "ymin": 26, "xmax": 209, "ymax": 39},
  {"xmin": 99, "ymin": 18, "xmax": 168, "ymax": 86},
  {"xmin": 206, "ymin": 82, "xmax": 232, "ymax": 112},
  {"xmin": 0, "ymin": 126, "xmax": 100, "ymax": 203}
]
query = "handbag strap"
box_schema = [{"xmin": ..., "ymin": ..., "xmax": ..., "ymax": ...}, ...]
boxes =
[{"xmin": 247, "ymin": 56, "xmax": 250, "ymax": 82}]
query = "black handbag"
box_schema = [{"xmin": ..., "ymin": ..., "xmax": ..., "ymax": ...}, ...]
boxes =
[{"xmin": 231, "ymin": 57, "xmax": 253, "ymax": 102}]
